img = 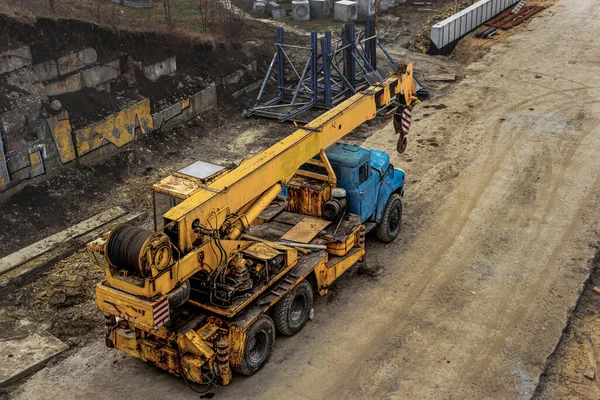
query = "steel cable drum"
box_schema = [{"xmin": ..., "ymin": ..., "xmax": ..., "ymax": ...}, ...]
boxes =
[{"xmin": 107, "ymin": 225, "xmax": 152, "ymax": 275}]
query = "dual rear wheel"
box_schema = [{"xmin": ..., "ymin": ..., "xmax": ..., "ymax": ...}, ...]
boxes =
[{"xmin": 233, "ymin": 280, "xmax": 314, "ymax": 376}]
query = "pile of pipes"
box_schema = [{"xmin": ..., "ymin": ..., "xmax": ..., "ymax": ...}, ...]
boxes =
[{"xmin": 476, "ymin": 1, "xmax": 545, "ymax": 39}]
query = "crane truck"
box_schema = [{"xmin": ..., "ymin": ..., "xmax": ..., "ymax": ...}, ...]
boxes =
[{"xmin": 86, "ymin": 64, "xmax": 418, "ymax": 386}]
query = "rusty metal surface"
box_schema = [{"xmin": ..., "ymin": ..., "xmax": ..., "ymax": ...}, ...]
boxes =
[
  {"xmin": 286, "ymin": 176, "xmax": 332, "ymax": 218},
  {"xmin": 485, "ymin": 5, "xmax": 545, "ymax": 29}
]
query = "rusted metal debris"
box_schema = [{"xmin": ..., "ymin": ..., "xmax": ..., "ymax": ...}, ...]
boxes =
[{"xmin": 476, "ymin": 5, "xmax": 545, "ymax": 38}]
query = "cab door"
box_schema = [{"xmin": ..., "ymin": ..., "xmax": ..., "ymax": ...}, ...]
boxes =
[{"xmin": 357, "ymin": 161, "xmax": 378, "ymax": 222}]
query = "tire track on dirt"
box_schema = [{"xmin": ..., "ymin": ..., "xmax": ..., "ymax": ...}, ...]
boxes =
[
  {"xmin": 450, "ymin": 97, "xmax": 600, "ymax": 394},
  {"xmin": 451, "ymin": 102, "xmax": 600, "ymax": 394},
  {"xmin": 330, "ymin": 86, "xmax": 589, "ymax": 397}
]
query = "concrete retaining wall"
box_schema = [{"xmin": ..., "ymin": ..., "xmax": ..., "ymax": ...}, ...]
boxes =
[
  {"xmin": 152, "ymin": 84, "xmax": 217, "ymax": 130},
  {"xmin": 0, "ymin": 83, "xmax": 218, "ymax": 200},
  {"xmin": 430, "ymin": 0, "xmax": 519, "ymax": 54},
  {"xmin": 0, "ymin": 46, "xmax": 32, "ymax": 76},
  {"xmin": 44, "ymin": 73, "xmax": 83, "ymax": 96},
  {"xmin": 81, "ymin": 60, "xmax": 121, "ymax": 88},
  {"xmin": 57, "ymin": 47, "xmax": 97, "ymax": 76},
  {"xmin": 143, "ymin": 57, "xmax": 176, "ymax": 82}
]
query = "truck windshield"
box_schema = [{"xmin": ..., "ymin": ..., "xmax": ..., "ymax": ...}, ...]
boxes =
[{"xmin": 153, "ymin": 192, "xmax": 183, "ymax": 231}]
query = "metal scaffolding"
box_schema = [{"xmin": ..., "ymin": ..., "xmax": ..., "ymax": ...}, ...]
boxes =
[{"xmin": 245, "ymin": 16, "xmax": 398, "ymax": 122}]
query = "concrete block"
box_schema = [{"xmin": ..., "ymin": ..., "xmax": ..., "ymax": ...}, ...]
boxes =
[
  {"xmin": 0, "ymin": 46, "xmax": 32, "ymax": 76},
  {"xmin": 0, "ymin": 211, "xmax": 144, "ymax": 296},
  {"xmin": 253, "ymin": 0, "xmax": 266, "ymax": 14},
  {"xmin": 2, "ymin": 68, "xmax": 45, "ymax": 110},
  {"xmin": 431, "ymin": 0, "xmax": 519, "ymax": 52},
  {"xmin": 57, "ymin": 47, "xmax": 97, "ymax": 76},
  {"xmin": 81, "ymin": 59, "xmax": 121, "ymax": 88},
  {"xmin": 0, "ymin": 207, "xmax": 127, "ymax": 275},
  {"xmin": 272, "ymin": 8, "xmax": 286, "ymax": 18},
  {"xmin": 161, "ymin": 84, "xmax": 217, "ymax": 129},
  {"xmin": 223, "ymin": 69, "xmax": 245, "ymax": 85},
  {"xmin": 356, "ymin": 0, "xmax": 375, "ymax": 18},
  {"xmin": 334, "ymin": 0, "xmax": 358, "ymax": 21},
  {"xmin": 152, "ymin": 101, "xmax": 183, "ymax": 129},
  {"xmin": 266, "ymin": 1, "xmax": 280, "ymax": 12},
  {"xmin": 310, "ymin": 0, "xmax": 330, "ymax": 18},
  {"xmin": 142, "ymin": 56, "xmax": 176, "ymax": 82},
  {"xmin": 123, "ymin": 0, "xmax": 151, "ymax": 7},
  {"xmin": 379, "ymin": 0, "xmax": 394, "ymax": 10},
  {"xmin": 293, "ymin": 0, "xmax": 311, "ymax": 21},
  {"xmin": 0, "ymin": 329, "xmax": 68, "ymax": 387},
  {"xmin": 33, "ymin": 60, "xmax": 59, "ymax": 82},
  {"xmin": 44, "ymin": 73, "xmax": 82, "ymax": 96}
]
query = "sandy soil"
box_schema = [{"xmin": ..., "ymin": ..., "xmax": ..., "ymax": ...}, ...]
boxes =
[
  {"xmin": 535, "ymin": 252, "xmax": 600, "ymax": 399},
  {"xmin": 4, "ymin": 0, "xmax": 599, "ymax": 398}
]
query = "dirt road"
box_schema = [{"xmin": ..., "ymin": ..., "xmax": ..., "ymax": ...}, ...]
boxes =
[{"xmin": 9, "ymin": 0, "xmax": 600, "ymax": 398}]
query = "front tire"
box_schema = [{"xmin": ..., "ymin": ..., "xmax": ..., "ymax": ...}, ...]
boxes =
[
  {"xmin": 233, "ymin": 315, "xmax": 275, "ymax": 376},
  {"xmin": 376, "ymin": 194, "xmax": 402, "ymax": 243},
  {"xmin": 272, "ymin": 280, "xmax": 313, "ymax": 336}
]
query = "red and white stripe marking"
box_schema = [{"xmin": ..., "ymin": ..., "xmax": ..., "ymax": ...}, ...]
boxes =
[
  {"xmin": 358, "ymin": 228, "xmax": 365, "ymax": 248},
  {"xmin": 153, "ymin": 297, "xmax": 170, "ymax": 329},
  {"xmin": 401, "ymin": 107, "xmax": 412, "ymax": 135}
]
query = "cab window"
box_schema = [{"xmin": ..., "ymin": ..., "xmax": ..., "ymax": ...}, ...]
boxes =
[{"xmin": 358, "ymin": 162, "xmax": 369, "ymax": 185}]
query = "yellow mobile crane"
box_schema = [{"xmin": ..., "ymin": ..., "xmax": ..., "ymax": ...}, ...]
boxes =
[{"xmin": 87, "ymin": 64, "xmax": 418, "ymax": 386}]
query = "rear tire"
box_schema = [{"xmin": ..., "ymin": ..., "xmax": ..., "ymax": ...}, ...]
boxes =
[
  {"xmin": 233, "ymin": 315, "xmax": 275, "ymax": 376},
  {"xmin": 272, "ymin": 280, "xmax": 313, "ymax": 336},
  {"xmin": 376, "ymin": 194, "xmax": 402, "ymax": 243}
]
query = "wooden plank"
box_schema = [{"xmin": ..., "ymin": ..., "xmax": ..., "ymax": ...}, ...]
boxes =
[
  {"xmin": 281, "ymin": 217, "xmax": 331, "ymax": 244},
  {"xmin": 0, "ymin": 207, "xmax": 127, "ymax": 276},
  {"xmin": 0, "ymin": 212, "xmax": 145, "ymax": 296}
]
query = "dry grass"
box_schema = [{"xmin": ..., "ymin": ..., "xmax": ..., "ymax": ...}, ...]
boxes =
[{"xmin": 0, "ymin": 0, "xmax": 246, "ymax": 43}]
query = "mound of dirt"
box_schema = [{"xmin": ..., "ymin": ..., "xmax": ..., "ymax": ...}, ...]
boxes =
[{"xmin": 0, "ymin": 250, "xmax": 105, "ymax": 348}]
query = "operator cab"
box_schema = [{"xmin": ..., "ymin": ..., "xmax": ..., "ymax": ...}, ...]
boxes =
[{"xmin": 152, "ymin": 160, "xmax": 227, "ymax": 231}]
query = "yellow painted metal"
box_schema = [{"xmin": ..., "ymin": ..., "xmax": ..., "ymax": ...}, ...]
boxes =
[
  {"xmin": 112, "ymin": 328, "xmax": 141, "ymax": 358},
  {"xmin": 243, "ymin": 241, "xmax": 283, "ymax": 260},
  {"xmin": 286, "ymin": 176, "xmax": 332, "ymax": 218},
  {"xmin": 103, "ymin": 239, "xmax": 250, "ymax": 297},
  {"xmin": 227, "ymin": 183, "xmax": 282, "ymax": 240},
  {"xmin": 164, "ymin": 68, "xmax": 417, "ymax": 254},
  {"xmin": 228, "ymin": 325, "xmax": 246, "ymax": 368},
  {"xmin": 281, "ymin": 217, "xmax": 331, "ymax": 244},
  {"xmin": 96, "ymin": 282, "xmax": 165, "ymax": 331},
  {"xmin": 183, "ymin": 330, "xmax": 215, "ymax": 361},
  {"xmin": 181, "ymin": 97, "xmax": 191, "ymax": 110},
  {"xmin": 138, "ymin": 338, "xmax": 181, "ymax": 375},
  {"xmin": 75, "ymin": 99, "xmax": 153, "ymax": 156},
  {"xmin": 315, "ymin": 247, "xmax": 365, "ymax": 295},
  {"xmin": 180, "ymin": 354, "xmax": 205, "ymax": 383},
  {"xmin": 325, "ymin": 226, "xmax": 360, "ymax": 256},
  {"xmin": 28, "ymin": 152, "xmax": 43, "ymax": 176},
  {"xmin": 47, "ymin": 111, "xmax": 76, "ymax": 164}
]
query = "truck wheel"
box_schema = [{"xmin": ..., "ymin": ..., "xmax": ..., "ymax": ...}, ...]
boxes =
[
  {"xmin": 233, "ymin": 315, "xmax": 275, "ymax": 376},
  {"xmin": 376, "ymin": 194, "xmax": 402, "ymax": 243},
  {"xmin": 272, "ymin": 280, "xmax": 313, "ymax": 336}
]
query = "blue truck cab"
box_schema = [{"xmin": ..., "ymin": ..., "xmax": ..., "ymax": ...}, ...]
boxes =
[{"xmin": 324, "ymin": 143, "xmax": 404, "ymax": 242}]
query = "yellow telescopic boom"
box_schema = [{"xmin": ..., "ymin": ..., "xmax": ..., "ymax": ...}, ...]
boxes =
[{"xmin": 164, "ymin": 66, "xmax": 418, "ymax": 254}]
